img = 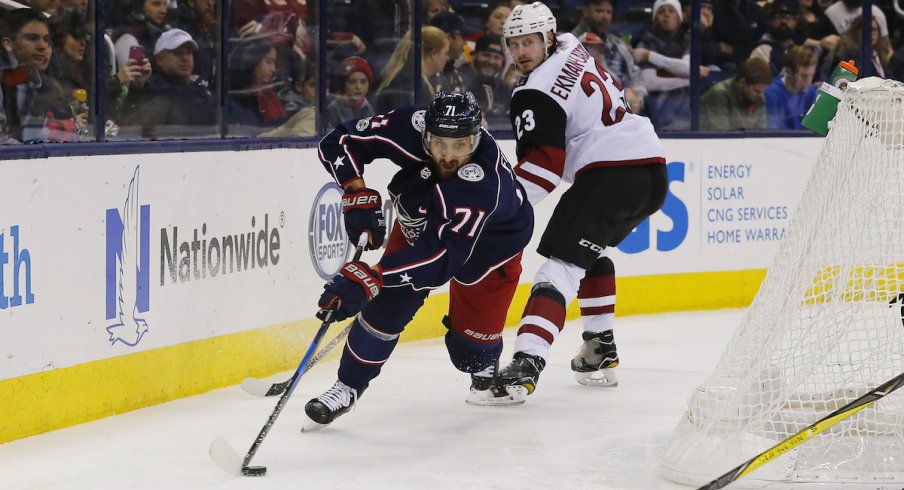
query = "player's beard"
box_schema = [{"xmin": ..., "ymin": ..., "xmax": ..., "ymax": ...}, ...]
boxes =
[
  {"xmin": 434, "ymin": 159, "xmax": 461, "ymax": 179},
  {"xmin": 517, "ymin": 59, "xmax": 536, "ymax": 75}
]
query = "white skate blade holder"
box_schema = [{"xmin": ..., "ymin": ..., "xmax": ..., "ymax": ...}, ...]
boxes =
[
  {"xmin": 465, "ymin": 385, "xmax": 528, "ymax": 406},
  {"xmin": 575, "ymin": 368, "xmax": 618, "ymax": 387}
]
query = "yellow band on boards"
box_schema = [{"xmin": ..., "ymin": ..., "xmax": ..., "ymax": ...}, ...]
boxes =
[{"xmin": 0, "ymin": 269, "xmax": 765, "ymax": 444}]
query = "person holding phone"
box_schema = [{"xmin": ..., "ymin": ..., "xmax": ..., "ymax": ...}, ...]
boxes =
[
  {"xmin": 106, "ymin": 43, "xmax": 152, "ymax": 134},
  {"xmin": 113, "ymin": 0, "xmax": 170, "ymax": 72},
  {"xmin": 117, "ymin": 28, "xmax": 216, "ymax": 138},
  {"xmin": 118, "ymin": 45, "xmax": 152, "ymax": 89}
]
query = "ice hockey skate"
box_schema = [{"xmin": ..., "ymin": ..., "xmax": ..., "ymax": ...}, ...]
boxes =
[
  {"xmin": 571, "ymin": 331, "xmax": 619, "ymax": 387},
  {"xmin": 302, "ymin": 380, "xmax": 358, "ymax": 432},
  {"xmin": 496, "ymin": 352, "xmax": 546, "ymax": 397},
  {"xmin": 465, "ymin": 363, "xmax": 527, "ymax": 406}
]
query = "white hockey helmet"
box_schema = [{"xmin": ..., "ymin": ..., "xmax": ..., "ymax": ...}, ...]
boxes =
[{"xmin": 502, "ymin": 2, "xmax": 557, "ymax": 41}]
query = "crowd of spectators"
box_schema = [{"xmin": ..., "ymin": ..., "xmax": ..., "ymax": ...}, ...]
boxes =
[{"xmin": 0, "ymin": 0, "xmax": 902, "ymax": 144}]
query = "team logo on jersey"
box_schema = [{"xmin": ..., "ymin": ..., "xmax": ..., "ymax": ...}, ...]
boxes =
[
  {"xmin": 355, "ymin": 117, "xmax": 372, "ymax": 132},
  {"xmin": 411, "ymin": 110, "xmax": 426, "ymax": 132},
  {"xmin": 420, "ymin": 167, "xmax": 432, "ymax": 179},
  {"xmin": 457, "ymin": 163, "xmax": 484, "ymax": 182},
  {"xmin": 392, "ymin": 197, "xmax": 427, "ymax": 246}
]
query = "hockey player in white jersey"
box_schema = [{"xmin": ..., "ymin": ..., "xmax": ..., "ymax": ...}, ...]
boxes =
[{"xmin": 492, "ymin": 1, "xmax": 667, "ymax": 400}]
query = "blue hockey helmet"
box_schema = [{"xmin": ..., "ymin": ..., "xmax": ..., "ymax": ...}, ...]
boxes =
[{"xmin": 423, "ymin": 91, "xmax": 483, "ymax": 155}]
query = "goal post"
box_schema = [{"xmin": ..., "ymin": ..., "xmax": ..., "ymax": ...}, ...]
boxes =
[{"xmin": 661, "ymin": 77, "xmax": 904, "ymax": 488}]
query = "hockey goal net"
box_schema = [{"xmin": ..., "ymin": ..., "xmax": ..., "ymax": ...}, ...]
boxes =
[{"xmin": 661, "ymin": 77, "xmax": 904, "ymax": 488}]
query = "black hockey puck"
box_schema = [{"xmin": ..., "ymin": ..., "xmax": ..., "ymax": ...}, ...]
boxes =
[{"xmin": 242, "ymin": 466, "xmax": 267, "ymax": 477}]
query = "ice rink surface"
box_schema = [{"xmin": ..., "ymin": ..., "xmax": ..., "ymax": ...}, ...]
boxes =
[{"xmin": 0, "ymin": 309, "xmax": 745, "ymax": 489}]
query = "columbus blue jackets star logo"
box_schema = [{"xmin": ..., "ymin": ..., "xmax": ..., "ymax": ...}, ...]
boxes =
[
  {"xmin": 332, "ymin": 156, "xmax": 345, "ymax": 169},
  {"xmin": 399, "ymin": 272, "xmax": 412, "ymax": 284}
]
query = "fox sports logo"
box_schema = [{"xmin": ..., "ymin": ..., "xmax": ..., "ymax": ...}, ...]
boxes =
[{"xmin": 309, "ymin": 183, "xmax": 349, "ymax": 280}]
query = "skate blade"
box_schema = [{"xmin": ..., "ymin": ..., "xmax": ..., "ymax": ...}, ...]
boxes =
[
  {"xmin": 300, "ymin": 418, "xmax": 329, "ymax": 433},
  {"xmin": 465, "ymin": 386, "xmax": 527, "ymax": 406},
  {"xmin": 575, "ymin": 369, "xmax": 618, "ymax": 387}
]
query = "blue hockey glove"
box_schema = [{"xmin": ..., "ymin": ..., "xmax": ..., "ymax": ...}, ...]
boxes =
[
  {"xmin": 317, "ymin": 261, "xmax": 383, "ymax": 321},
  {"xmin": 341, "ymin": 187, "xmax": 386, "ymax": 250}
]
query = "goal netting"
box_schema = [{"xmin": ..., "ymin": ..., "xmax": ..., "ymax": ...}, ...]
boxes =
[{"xmin": 661, "ymin": 77, "xmax": 904, "ymax": 488}]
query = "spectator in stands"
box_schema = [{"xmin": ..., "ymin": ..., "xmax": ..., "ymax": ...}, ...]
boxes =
[
  {"xmin": 325, "ymin": 56, "xmax": 375, "ymax": 129},
  {"xmin": 696, "ymin": 0, "xmax": 736, "ymax": 74},
  {"xmin": 273, "ymin": 55, "xmax": 314, "ymax": 116},
  {"xmin": 634, "ymin": 0, "xmax": 712, "ymax": 130},
  {"xmin": 124, "ymin": 28, "xmax": 217, "ymax": 138},
  {"xmin": 260, "ymin": 59, "xmax": 316, "ymax": 137},
  {"xmin": 700, "ymin": 57, "xmax": 772, "ymax": 130},
  {"xmin": 23, "ymin": 0, "xmax": 60, "ymax": 14},
  {"xmin": 460, "ymin": 34, "xmax": 510, "ymax": 127},
  {"xmin": 795, "ymin": 0, "xmax": 839, "ymax": 76},
  {"xmin": 481, "ymin": 3, "xmax": 511, "ymax": 38},
  {"xmin": 429, "ymin": 11, "xmax": 470, "ymax": 94},
  {"xmin": 113, "ymin": 0, "xmax": 170, "ymax": 73},
  {"xmin": 797, "ymin": 0, "xmax": 836, "ymax": 44},
  {"xmin": 232, "ymin": 0, "xmax": 310, "ymax": 63},
  {"xmin": 49, "ymin": 10, "xmax": 91, "ymax": 93},
  {"xmin": 578, "ymin": 31, "xmax": 608, "ymax": 69},
  {"xmin": 710, "ymin": 0, "xmax": 767, "ymax": 66},
  {"xmin": 473, "ymin": 3, "xmax": 514, "ymax": 83},
  {"xmin": 832, "ymin": 16, "xmax": 891, "ymax": 79},
  {"xmin": 888, "ymin": 44, "xmax": 904, "ymax": 83},
  {"xmin": 226, "ymin": 37, "xmax": 290, "ymax": 135},
  {"xmin": 325, "ymin": 0, "xmax": 407, "ymax": 55},
  {"xmin": 749, "ymin": 0, "xmax": 801, "ymax": 76},
  {"xmin": 61, "ymin": 0, "xmax": 88, "ymax": 16},
  {"xmin": 571, "ymin": 0, "xmax": 646, "ymax": 113},
  {"xmin": 173, "ymin": 0, "xmax": 217, "ymax": 83},
  {"xmin": 375, "ymin": 26, "xmax": 449, "ymax": 111},
  {"xmin": 1, "ymin": 8, "xmax": 85, "ymax": 142},
  {"xmin": 765, "ymin": 45, "xmax": 817, "ymax": 129},
  {"xmin": 423, "ymin": 0, "xmax": 450, "ymax": 22},
  {"xmin": 823, "ymin": 0, "xmax": 887, "ymax": 39},
  {"xmin": 107, "ymin": 55, "xmax": 154, "ymax": 133}
]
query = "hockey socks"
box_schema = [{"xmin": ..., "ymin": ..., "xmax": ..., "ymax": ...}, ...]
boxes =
[
  {"xmin": 577, "ymin": 256, "xmax": 616, "ymax": 334},
  {"xmin": 512, "ymin": 284, "xmax": 567, "ymax": 359},
  {"xmin": 337, "ymin": 315, "xmax": 401, "ymax": 392}
]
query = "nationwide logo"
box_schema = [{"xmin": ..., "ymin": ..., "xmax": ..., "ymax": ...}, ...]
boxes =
[
  {"xmin": 105, "ymin": 166, "xmax": 151, "ymax": 347},
  {"xmin": 159, "ymin": 213, "xmax": 282, "ymax": 285},
  {"xmin": 0, "ymin": 224, "xmax": 35, "ymax": 310}
]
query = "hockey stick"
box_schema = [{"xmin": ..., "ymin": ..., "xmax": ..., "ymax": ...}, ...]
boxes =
[
  {"xmin": 240, "ymin": 324, "xmax": 352, "ymax": 396},
  {"xmin": 698, "ymin": 370, "xmax": 904, "ymax": 490},
  {"xmin": 210, "ymin": 237, "xmax": 368, "ymax": 477},
  {"xmin": 240, "ymin": 239, "xmax": 371, "ymax": 397}
]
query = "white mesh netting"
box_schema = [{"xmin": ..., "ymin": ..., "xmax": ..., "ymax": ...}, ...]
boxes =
[{"xmin": 661, "ymin": 78, "xmax": 904, "ymax": 489}]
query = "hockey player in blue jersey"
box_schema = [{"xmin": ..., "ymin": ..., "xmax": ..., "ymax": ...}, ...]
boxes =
[{"xmin": 305, "ymin": 92, "xmax": 534, "ymax": 427}]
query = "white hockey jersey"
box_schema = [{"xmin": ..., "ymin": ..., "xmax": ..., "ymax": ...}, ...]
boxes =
[{"xmin": 510, "ymin": 33, "xmax": 665, "ymax": 205}]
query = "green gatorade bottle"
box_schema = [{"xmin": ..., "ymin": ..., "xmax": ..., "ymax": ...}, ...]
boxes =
[{"xmin": 801, "ymin": 59, "xmax": 859, "ymax": 136}]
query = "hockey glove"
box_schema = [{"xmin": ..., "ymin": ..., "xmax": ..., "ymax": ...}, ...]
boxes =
[
  {"xmin": 318, "ymin": 261, "xmax": 383, "ymax": 321},
  {"xmin": 341, "ymin": 187, "xmax": 386, "ymax": 250}
]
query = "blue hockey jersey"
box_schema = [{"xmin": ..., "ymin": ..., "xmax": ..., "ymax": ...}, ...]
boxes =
[{"xmin": 318, "ymin": 106, "xmax": 534, "ymax": 290}]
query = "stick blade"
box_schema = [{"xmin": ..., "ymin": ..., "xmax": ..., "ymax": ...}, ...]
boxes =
[
  {"xmin": 240, "ymin": 377, "xmax": 286, "ymax": 397},
  {"xmin": 209, "ymin": 437, "xmax": 243, "ymax": 476}
]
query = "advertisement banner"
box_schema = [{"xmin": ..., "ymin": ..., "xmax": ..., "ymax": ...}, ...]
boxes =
[
  {"xmin": 501, "ymin": 138, "xmax": 823, "ymax": 277},
  {"xmin": 0, "ymin": 138, "xmax": 824, "ymax": 381}
]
